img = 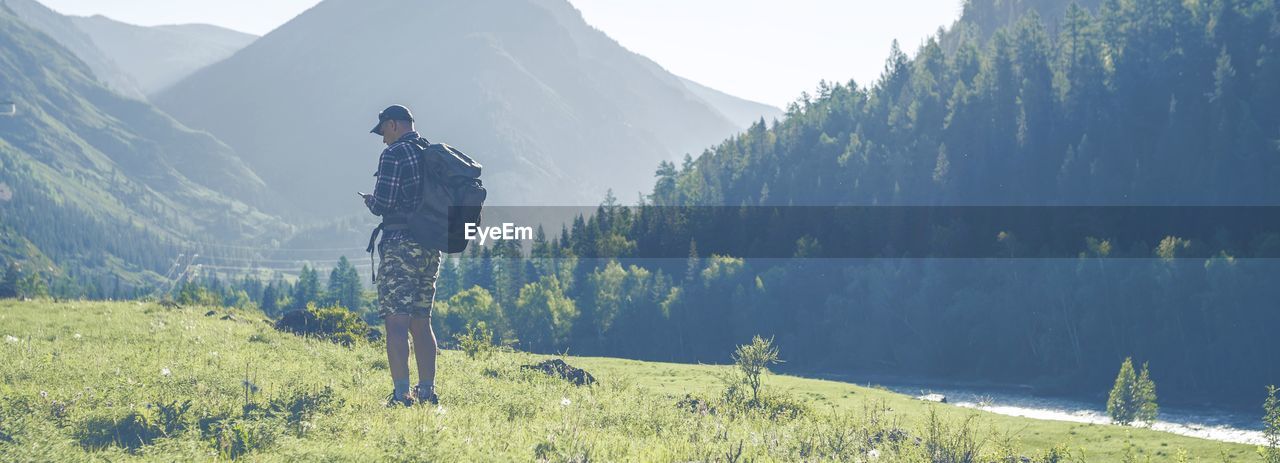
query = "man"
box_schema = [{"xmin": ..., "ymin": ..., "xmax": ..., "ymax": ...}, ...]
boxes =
[{"xmin": 362, "ymin": 104, "xmax": 442, "ymax": 406}]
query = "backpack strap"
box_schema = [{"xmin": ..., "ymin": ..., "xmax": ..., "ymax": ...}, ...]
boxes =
[
  {"xmin": 405, "ymin": 137, "xmax": 432, "ymax": 151},
  {"xmin": 366, "ymin": 224, "xmax": 383, "ymax": 283}
]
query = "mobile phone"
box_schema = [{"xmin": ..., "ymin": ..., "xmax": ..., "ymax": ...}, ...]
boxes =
[{"xmin": 357, "ymin": 191, "xmax": 368, "ymax": 198}]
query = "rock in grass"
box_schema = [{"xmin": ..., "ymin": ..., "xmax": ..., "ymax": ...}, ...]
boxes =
[
  {"xmin": 916, "ymin": 393, "xmax": 947, "ymax": 403},
  {"xmin": 522, "ymin": 359, "xmax": 595, "ymax": 386}
]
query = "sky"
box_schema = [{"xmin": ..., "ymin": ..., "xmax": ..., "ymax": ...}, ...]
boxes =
[{"xmin": 36, "ymin": 0, "xmax": 963, "ymax": 108}]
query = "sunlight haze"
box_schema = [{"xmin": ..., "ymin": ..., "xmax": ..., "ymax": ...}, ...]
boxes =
[{"xmin": 36, "ymin": 0, "xmax": 963, "ymax": 107}]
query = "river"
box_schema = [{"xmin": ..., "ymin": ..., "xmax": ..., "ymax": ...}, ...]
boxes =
[{"xmin": 817, "ymin": 374, "xmax": 1267, "ymax": 446}]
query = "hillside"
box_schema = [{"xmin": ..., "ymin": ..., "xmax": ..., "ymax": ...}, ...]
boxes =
[
  {"xmin": 0, "ymin": 300, "xmax": 1264, "ymax": 461},
  {"xmin": 3, "ymin": 0, "xmax": 144, "ymax": 99},
  {"xmin": 69, "ymin": 15, "xmax": 257, "ymax": 96},
  {"xmin": 0, "ymin": 4, "xmax": 286, "ymax": 294},
  {"xmin": 155, "ymin": 0, "xmax": 774, "ymax": 216}
]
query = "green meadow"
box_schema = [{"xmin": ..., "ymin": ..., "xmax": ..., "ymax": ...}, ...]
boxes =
[{"xmin": 0, "ymin": 300, "xmax": 1264, "ymax": 462}]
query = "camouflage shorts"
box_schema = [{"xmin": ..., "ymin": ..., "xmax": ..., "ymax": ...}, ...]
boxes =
[{"xmin": 376, "ymin": 238, "xmax": 442, "ymax": 319}]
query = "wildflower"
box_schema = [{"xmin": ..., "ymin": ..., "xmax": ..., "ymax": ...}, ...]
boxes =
[
  {"xmin": 561, "ymin": 397, "xmax": 571, "ymax": 407},
  {"xmin": 435, "ymin": 405, "xmax": 446, "ymax": 415},
  {"xmin": 73, "ymin": 333, "xmax": 82, "ymax": 339},
  {"xmin": 4, "ymin": 335, "xmax": 17, "ymax": 343},
  {"xmin": 161, "ymin": 368, "xmax": 171, "ymax": 377},
  {"xmin": 868, "ymin": 449, "xmax": 881, "ymax": 459},
  {"xmin": 39, "ymin": 390, "xmax": 48, "ymax": 399}
]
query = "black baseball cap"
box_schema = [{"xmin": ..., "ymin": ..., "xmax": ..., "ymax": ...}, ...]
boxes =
[{"xmin": 370, "ymin": 104, "xmax": 415, "ymax": 135}]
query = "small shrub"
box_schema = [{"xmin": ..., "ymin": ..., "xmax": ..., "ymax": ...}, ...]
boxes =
[
  {"xmin": 455, "ymin": 321, "xmax": 495, "ymax": 360},
  {"xmin": 732, "ymin": 335, "xmax": 781, "ymax": 405}
]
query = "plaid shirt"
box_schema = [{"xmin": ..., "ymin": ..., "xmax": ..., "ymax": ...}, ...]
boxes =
[{"xmin": 367, "ymin": 131, "xmax": 424, "ymax": 241}]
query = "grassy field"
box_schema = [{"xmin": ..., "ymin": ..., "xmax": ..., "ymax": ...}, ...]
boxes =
[{"xmin": 0, "ymin": 300, "xmax": 1264, "ymax": 462}]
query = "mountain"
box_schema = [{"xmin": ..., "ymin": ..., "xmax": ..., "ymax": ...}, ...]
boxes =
[
  {"xmin": 3, "ymin": 0, "xmax": 145, "ymax": 99},
  {"xmin": 0, "ymin": 3, "xmax": 285, "ymax": 294},
  {"xmin": 677, "ymin": 77, "xmax": 783, "ymax": 128},
  {"xmin": 155, "ymin": 0, "xmax": 772, "ymax": 216},
  {"xmin": 69, "ymin": 15, "xmax": 258, "ymax": 96}
]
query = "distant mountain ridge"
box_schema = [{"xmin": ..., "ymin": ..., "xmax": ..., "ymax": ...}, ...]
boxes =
[
  {"xmin": 69, "ymin": 15, "xmax": 258, "ymax": 95},
  {"xmin": 6, "ymin": 0, "xmax": 260, "ymax": 99},
  {"xmin": 156, "ymin": 0, "xmax": 779, "ymax": 217},
  {"xmin": 4, "ymin": 0, "xmax": 145, "ymax": 99},
  {"xmin": 677, "ymin": 77, "xmax": 783, "ymax": 128}
]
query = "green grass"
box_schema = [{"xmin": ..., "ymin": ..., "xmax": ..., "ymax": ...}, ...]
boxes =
[{"xmin": 0, "ymin": 300, "xmax": 1264, "ymax": 461}]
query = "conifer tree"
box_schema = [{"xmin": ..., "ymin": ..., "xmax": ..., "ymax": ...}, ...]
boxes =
[
  {"xmin": 1265, "ymin": 385, "xmax": 1280, "ymax": 463},
  {"xmin": 1136, "ymin": 362, "xmax": 1159, "ymax": 424},
  {"xmin": 1108, "ymin": 357, "xmax": 1140, "ymax": 425}
]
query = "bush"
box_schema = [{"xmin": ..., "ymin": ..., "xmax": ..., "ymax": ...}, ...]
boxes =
[
  {"xmin": 274, "ymin": 303, "xmax": 375, "ymax": 346},
  {"xmin": 732, "ymin": 335, "xmax": 781, "ymax": 405},
  {"xmin": 454, "ymin": 321, "xmax": 496, "ymax": 360}
]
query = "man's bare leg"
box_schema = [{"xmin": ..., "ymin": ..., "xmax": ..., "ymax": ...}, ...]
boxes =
[
  {"xmin": 385, "ymin": 314, "xmax": 412, "ymax": 399},
  {"xmin": 409, "ymin": 316, "xmax": 437, "ymax": 395}
]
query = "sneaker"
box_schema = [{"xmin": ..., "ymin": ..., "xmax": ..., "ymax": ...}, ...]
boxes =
[
  {"xmin": 415, "ymin": 385, "xmax": 438, "ymax": 405},
  {"xmin": 385, "ymin": 390, "xmax": 416, "ymax": 407}
]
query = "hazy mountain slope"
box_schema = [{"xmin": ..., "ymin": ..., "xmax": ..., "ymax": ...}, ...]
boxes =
[
  {"xmin": 678, "ymin": 77, "xmax": 783, "ymax": 128},
  {"xmin": 0, "ymin": 4, "xmax": 285, "ymax": 290},
  {"xmin": 528, "ymin": 0, "xmax": 781, "ymax": 131},
  {"xmin": 70, "ymin": 15, "xmax": 258, "ymax": 95},
  {"xmin": 156, "ymin": 0, "xmax": 750, "ymax": 215},
  {"xmin": 3, "ymin": 0, "xmax": 144, "ymax": 99}
]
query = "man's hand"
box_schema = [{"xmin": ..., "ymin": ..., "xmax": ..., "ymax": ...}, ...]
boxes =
[{"xmin": 359, "ymin": 192, "xmax": 373, "ymax": 207}]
